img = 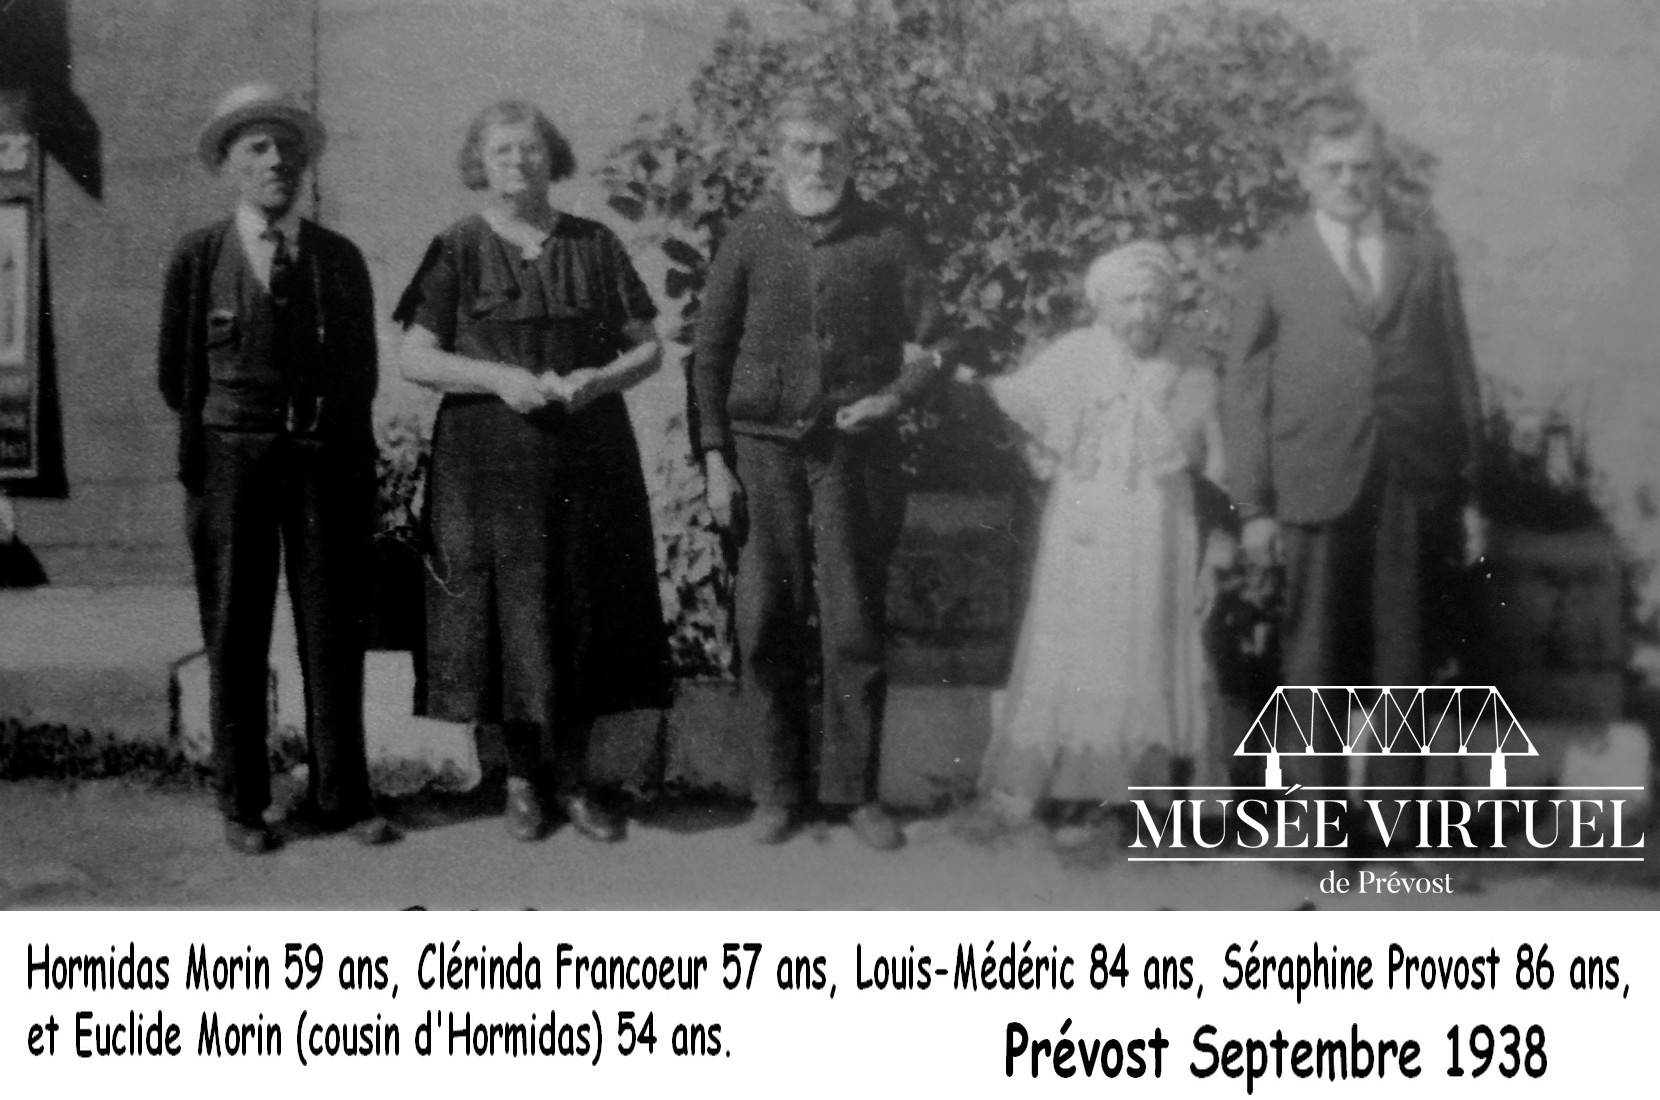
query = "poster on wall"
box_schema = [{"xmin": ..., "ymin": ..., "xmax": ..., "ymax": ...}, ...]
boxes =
[
  {"xmin": 0, "ymin": 122, "xmax": 39, "ymax": 479},
  {"xmin": 0, "ymin": 203, "xmax": 28, "ymax": 365}
]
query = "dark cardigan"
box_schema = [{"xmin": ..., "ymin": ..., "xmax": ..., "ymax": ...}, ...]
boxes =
[{"xmin": 690, "ymin": 191, "xmax": 944, "ymax": 453}]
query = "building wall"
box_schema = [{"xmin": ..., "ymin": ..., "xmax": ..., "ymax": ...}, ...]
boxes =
[
  {"xmin": 15, "ymin": 0, "xmax": 1660, "ymax": 608},
  {"xmin": 19, "ymin": 0, "xmax": 314, "ymax": 584}
]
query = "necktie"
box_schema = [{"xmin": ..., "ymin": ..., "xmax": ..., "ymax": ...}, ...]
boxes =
[
  {"xmin": 263, "ymin": 228, "xmax": 295, "ymax": 306},
  {"xmin": 1343, "ymin": 229, "xmax": 1374, "ymax": 304}
]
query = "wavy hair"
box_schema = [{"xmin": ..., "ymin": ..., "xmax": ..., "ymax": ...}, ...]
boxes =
[{"xmin": 456, "ymin": 100, "xmax": 576, "ymax": 190}]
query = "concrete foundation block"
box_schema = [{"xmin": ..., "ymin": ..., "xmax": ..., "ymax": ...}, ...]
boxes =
[
  {"xmin": 662, "ymin": 680, "xmax": 746, "ymax": 794},
  {"xmin": 658, "ymin": 679, "xmax": 997, "ymax": 810},
  {"xmin": 360, "ymin": 652, "xmax": 480, "ymax": 790},
  {"xmin": 0, "ymin": 586, "xmax": 200, "ymax": 743},
  {"xmin": 173, "ymin": 652, "xmax": 274, "ymax": 766},
  {"xmin": 179, "ymin": 650, "xmax": 483, "ymax": 790},
  {"xmin": 0, "ymin": 665, "xmax": 176, "ymax": 745},
  {"xmin": 879, "ymin": 684, "xmax": 996, "ymax": 809}
]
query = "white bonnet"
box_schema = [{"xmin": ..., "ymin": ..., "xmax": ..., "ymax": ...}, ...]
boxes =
[{"xmin": 1084, "ymin": 240, "xmax": 1178, "ymax": 305}]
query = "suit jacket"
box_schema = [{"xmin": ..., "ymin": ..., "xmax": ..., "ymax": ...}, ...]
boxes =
[
  {"xmin": 157, "ymin": 218, "xmax": 378, "ymax": 493},
  {"xmin": 1221, "ymin": 213, "xmax": 1481, "ymax": 525}
]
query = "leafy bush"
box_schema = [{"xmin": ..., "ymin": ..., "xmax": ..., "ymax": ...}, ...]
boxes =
[
  {"xmin": 1476, "ymin": 378, "xmax": 1608, "ymax": 533},
  {"xmin": 652, "ymin": 412, "xmax": 738, "ymax": 677},
  {"xmin": 0, "ymin": 719, "xmax": 211, "ymax": 785},
  {"xmin": 375, "ymin": 410, "xmax": 432, "ymax": 544},
  {"xmin": 602, "ymin": 0, "xmax": 1436, "ymax": 476}
]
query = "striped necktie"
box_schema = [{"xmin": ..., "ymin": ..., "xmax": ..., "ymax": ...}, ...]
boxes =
[{"xmin": 1342, "ymin": 229, "xmax": 1374, "ymax": 304}]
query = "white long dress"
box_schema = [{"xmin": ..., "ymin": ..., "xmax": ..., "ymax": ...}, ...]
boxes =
[{"xmin": 977, "ymin": 326, "xmax": 1224, "ymax": 809}]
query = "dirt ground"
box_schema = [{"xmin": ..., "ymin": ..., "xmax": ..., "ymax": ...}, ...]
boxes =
[{"xmin": 1, "ymin": 778, "xmax": 1656, "ymax": 910}]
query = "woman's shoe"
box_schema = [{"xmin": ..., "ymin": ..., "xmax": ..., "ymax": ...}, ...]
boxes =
[
  {"xmin": 224, "ymin": 818, "xmax": 277, "ymax": 855},
  {"xmin": 348, "ymin": 815, "xmax": 400, "ymax": 846},
  {"xmin": 504, "ymin": 781, "xmax": 547, "ymax": 842},
  {"xmin": 561, "ymin": 793, "xmax": 623, "ymax": 843},
  {"xmin": 951, "ymin": 804, "xmax": 1015, "ymax": 845},
  {"xmin": 849, "ymin": 803, "xmax": 904, "ymax": 851},
  {"xmin": 1049, "ymin": 823, "xmax": 1101, "ymax": 851},
  {"xmin": 748, "ymin": 804, "xmax": 796, "ymax": 845}
]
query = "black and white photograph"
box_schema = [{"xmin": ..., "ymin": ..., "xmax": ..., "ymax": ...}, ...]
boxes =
[{"xmin": 0, "ymin": 0, "xmax": 1656, "ymax": 913}]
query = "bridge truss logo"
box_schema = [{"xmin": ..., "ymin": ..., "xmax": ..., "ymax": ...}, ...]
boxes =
[
  {"xmin": 1236, "ymin": 686, "xmax": 1536, "ymax": 791},
  {"xmin": 1126, "ymin": 685, "xmax": 1647, "ymax": 863}
]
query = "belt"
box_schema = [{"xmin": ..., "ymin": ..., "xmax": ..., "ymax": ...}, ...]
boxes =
[
  {"xmin": 285, "ymin": 395, "xmax": 322, "ymax": 435},
  {"xmin": 200, "ymin": 390, "xmax": 330, "ymax": 435}
]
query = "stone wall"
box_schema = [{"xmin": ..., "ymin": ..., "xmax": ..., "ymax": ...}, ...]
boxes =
[{"xmin": 12, "ymin": 0, "xmax": 1660, "ymax": 614}]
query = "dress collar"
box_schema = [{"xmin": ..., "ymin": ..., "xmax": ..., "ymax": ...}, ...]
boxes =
[{"xmin": 480, "ymin": 206, "xmax": 562, "ymax": 261}]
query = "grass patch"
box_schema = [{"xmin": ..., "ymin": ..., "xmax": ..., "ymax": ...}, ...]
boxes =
[
  {"xmin": 0, "ymin": 719, "xmax": 209, "ymax": 786},
  {"xmin": 0, "ymin": 717, "xmax": 476, "ymax": 801}
]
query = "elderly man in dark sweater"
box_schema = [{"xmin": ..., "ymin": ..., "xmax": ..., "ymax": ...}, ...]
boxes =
[{"xmin": 693, "ymin": 93, "xmax": 948, "ymax": 849}]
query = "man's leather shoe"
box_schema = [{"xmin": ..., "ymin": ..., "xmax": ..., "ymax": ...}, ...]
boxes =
[
  {"xmin": 561, "ymin": 793, "xmax": 623, "ymax": 843},
  {"xmin": 504, "ymin": 782, "xmax": 547, "ymax": 842},
  {"xmin": 348, "ymin": 815, "xmax": 399, "ymax": 846},
  {"xmin": 849, "ymin": 803, "xmax": 903, "ymax": 851},
  {"xmin": 749, "ymin": 804, "xmax": 795, "ymax": 845},
  {"xmin": 286, "ymin": 802, "xmax": 398, "ymax": 845},
  {"xmin": 224, "ymin": 819, "xmax": 277, "ymax": 855}
]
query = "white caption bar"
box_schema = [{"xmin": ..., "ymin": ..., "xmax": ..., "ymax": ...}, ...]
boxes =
[{"xmin": 2, "ymin": 910, "xmax": 1653, "ymax": 1096}]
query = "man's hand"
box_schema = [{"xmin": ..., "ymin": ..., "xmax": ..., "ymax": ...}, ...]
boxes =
[
  {"xmin": 1196, "ymin": 535, "xmax": 1239, "ymax": 621},
  {"xmin": 537, "ymin": 370, "xmax": 569, "ymax": 403},
  {"xmin": 497, "ymin": 368, "xmax": 549, "ymax": 415},
  {"xmin": 1462, "ymin": 503, "xmax": 1488, "ymax": 566},
  {"xmin": 558, "ymin": 368, "xmax": 605, "ymax": 414},
  {"xmin": 834, "ymin": 393, "xmax": 903, "ymax": 434},
  {"xmin": 704, "ymin": 451, "xmax": 747, "ymax": 535},
  {"xmin": 1241, "ymin": 516, "xmax": 1280, "ymax": 565},
  {"xmin": 836, "ymin": 391, "xmax": 903, "ymax": 434}
]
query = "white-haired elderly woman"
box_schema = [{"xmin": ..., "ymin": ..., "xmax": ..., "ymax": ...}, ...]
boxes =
[{"xmin": 963, "ymin": 241, "xmax": 1236, "ymax": 846}]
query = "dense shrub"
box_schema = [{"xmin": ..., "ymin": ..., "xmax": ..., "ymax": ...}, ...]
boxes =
[{"xmin": 603, "ymin": 1, "xmax": 1436, "ymax": 459}]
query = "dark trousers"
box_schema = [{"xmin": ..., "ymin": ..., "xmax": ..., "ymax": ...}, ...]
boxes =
[
  {"xmin": 732, "ymin": 431, "xmax": 905, "ymax": 808},
  {"xmin": 490, "ymin": 720, "xmax": 590, "ymax": 794},
  {"xmin": 188, "ymin": 429, "xmax": 375, "ymax": 825},
  {"xmin": 1276, "ymin": 461, "xmax": 1462, "ymax": 793}
]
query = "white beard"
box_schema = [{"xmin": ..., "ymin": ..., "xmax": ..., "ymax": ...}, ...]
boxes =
[{"xmin": 785, "ymin": 180, "xmax": 844, "ymax": 217}]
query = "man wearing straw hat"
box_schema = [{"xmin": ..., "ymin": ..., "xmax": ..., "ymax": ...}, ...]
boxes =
[{"xmin": 158, "ymin": 84, "xmax": 393, "ymax": 854}]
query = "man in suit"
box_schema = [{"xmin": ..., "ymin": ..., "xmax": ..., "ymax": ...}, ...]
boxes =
[
  {"xmin": 158, "ymin": 84, "xmax": 394, "ymax": 854},
  {"xmin": 1222, "ymin": 91, "xmax": 1483, "ymax": 818},
  {"xmin": 694, "ymin": 91, "xmax": 948, "ymax": 849}
]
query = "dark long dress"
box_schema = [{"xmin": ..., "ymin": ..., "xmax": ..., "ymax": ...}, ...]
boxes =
[{"xmin": 393, "ymin": 213, "xmax": 670, "ymax": 736}]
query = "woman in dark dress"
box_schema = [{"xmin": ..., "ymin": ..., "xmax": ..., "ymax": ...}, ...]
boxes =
[{"xmin": 395, "ymin": 100, "xmax": 669, "ymax": 843}]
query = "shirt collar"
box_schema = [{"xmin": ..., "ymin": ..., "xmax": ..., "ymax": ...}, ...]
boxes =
[
  {"xmin": 1314, "ymin": 206, "xmax": 1382, "ymax": 248},
  {"xmin": 236, "ymin": 202, "xmax": 304, "ymax": 253}
]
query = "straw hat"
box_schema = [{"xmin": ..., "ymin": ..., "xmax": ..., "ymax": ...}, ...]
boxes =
[{"xmin": 196, "ymin": 83, "xmax": 326, "ymax": 170}]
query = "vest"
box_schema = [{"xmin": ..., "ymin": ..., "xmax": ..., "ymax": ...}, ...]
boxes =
[{"xmin": 201, "ymin": 235, "xmax": 327, "ymax": 434}]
